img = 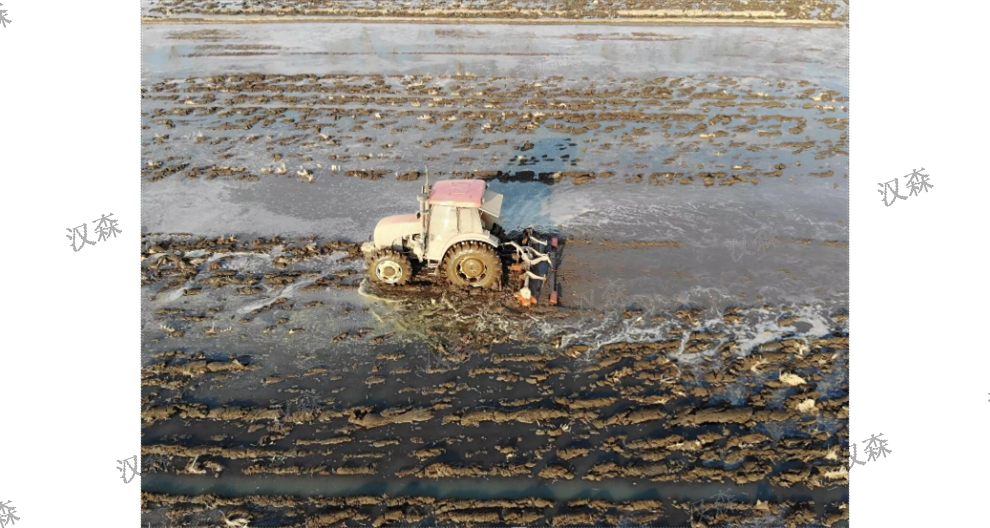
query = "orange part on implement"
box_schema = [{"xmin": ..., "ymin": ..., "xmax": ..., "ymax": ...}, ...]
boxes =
[{"xmin": 514, "ymin": 293, "xmax": 538, "ymax": 307}]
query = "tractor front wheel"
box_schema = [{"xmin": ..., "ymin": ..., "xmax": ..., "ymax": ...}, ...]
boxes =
[
  {"xmin": 367, "ymin": 250, "xmax": 413, "ymax": 286},
  {"xmin": 444, "ymin": 242, "xmax": 503, "ymax": 289}
]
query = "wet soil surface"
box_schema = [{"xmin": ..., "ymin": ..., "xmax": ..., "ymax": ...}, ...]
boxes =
[
  {"xmin": 143, "ymin": 491, "xmax": 848, "ymax": 527},
  {"xmin": 141, "ymin": 72, "xmax": 847, "ymax": 188},
  {"xmin": 140, "ymin": 235, "xmax": 848, "ymax": 527}
]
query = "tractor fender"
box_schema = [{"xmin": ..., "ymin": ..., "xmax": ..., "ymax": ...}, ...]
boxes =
[{"xmin": 435, "ymin": 233, "xmax": 501, "ymax": 268}]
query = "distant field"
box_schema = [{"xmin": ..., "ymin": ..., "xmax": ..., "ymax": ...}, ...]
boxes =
[{"xmin": 143, "ymin": 0, "xmax": 848, "ymax": 25}]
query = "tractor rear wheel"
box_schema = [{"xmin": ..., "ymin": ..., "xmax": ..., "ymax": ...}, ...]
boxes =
[
  {"xmin": 444, "ymin": 241, "xmax": 503, "ymax": 289},
  {"xmin": 367, "ymin": 250, "xmax": 413, "ymax": 286}
]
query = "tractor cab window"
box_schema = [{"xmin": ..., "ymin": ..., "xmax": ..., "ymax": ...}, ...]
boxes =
[
  {"xmin": 458, "ymin": 207, "xmax": 482, "ymax": 234},
  {"xmin": 430, "ymin": 205, "xmax": 457, "ymax": 239}
]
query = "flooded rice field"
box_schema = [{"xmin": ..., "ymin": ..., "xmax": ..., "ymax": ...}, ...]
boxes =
[{"xmin": 141, "ymin": 18, "xmax": 848, "ymax": 528}]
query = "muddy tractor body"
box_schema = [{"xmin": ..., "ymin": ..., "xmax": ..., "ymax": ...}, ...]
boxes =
[{"xmin": 362, "ymin": 178, "xmax": 507, "ymax": 289}]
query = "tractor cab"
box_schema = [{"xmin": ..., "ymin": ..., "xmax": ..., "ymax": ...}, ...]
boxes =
[
  {"xmin": 361, "ymin": 177, "xmax": 506, "ymax": 288},
  {"xmin": 421, "ymin": 180, "xmax": 503, "ymax": 261}
]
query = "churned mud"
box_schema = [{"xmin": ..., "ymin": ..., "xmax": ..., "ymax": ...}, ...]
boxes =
[
  {"xmin": 143, "ymin": 328, "xmax": 852, "ymax": 487},
  {"xmin": 141, "ymin": 232, "xmax": 849, "ymax": 526}
]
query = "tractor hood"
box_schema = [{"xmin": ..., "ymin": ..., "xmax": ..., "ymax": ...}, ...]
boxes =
[{"xmin": 373, "ymin": 213, "xmax": 422, "ymax": 248}]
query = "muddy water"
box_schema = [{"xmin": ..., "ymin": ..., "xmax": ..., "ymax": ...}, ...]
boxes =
[{"xmin": 143, "ymin": 472, "xmax": 847, "ymax": 507}]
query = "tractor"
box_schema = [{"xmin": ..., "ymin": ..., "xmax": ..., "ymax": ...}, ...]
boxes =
[
  {"xmin": 361, "ymin": 175, "xmax": 563, "ymax": 305},
  {"xmin": 361, "ymin": 175, "xmax": 507, "ymax": 289}
]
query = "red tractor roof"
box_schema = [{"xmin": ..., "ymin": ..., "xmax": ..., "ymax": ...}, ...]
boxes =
[{"xmin": 428, "ymin": 180, "xmax": 487, "ymax": 208}]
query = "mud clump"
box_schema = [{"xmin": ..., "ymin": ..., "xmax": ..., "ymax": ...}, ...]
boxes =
[
  {"xmin": 345, "ymin": 169, "xmax": 389, "ymax": 180},
  {"xmin": 348, "ymin": 407, "xmax": 434, "ymax": 429},
  {"xmin": 539, "ymin": 464, "xmax": 575, "ymax": 480},
  {"xmin": 447, "ymin": 407, "xmax": 570, "ymax": 427}
]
